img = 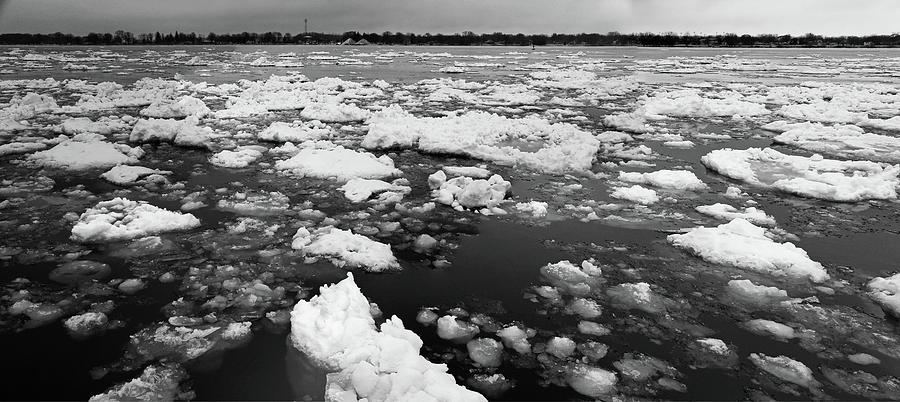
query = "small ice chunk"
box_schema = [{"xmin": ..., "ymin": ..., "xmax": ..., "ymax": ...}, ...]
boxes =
[
  {"xmin": 415, "ymin": 309, "xmax": 439, "ymax": 325},
  {"xmin": 28, "ymin": 135, "xmax": 143, "ymax": 171},
  {"xmin": 546, "ymin": 336, "xmax": 576, "ymax": 359},
  {"xmin": 749, "ymin": 353, "xmax": 820, "ymax": 390},
  {"xmin": 436, "ymin": 315, "xmax": 480, "ymax": 343},
  {"xmin": 466, "ymin": 338, "xmax": 503, "ymax": 367},
  {"xmin": 514, "ymin": 201, "xmax": 549, "ymax": 217},
  {"xmin": 442, "ymin": 166, "xmax": 491, "ymax": 178},
  {"xmin": 565, "ymin": 364, "xmax": 617, "ymax": 397},
  {"xmin": 413, "ymin": 234, "xmax": 438, "ymax": 253},
  {"xmin": 743, "ymin": 319, "xmax": 796, "ymax": 341},
  {"xmin": 339, "ymin": 178, "xmax": 410, "ymax": 203},
  {"xmin": 848, "ymin": 353, "xmax": 880, "ymax": 365},
  {"xmin": 118, "ymin": 278, "xmax": 146, "ymax": 294},
  {"xmin": 64, "ymin": 312, "xmax": 108, "ymax": 337},
  {"xmin": 578, "ymin": 321, "xmax": 611, "ymax": 336},
  {"xmin": 610, "ymin": 185, "xmax": 659, "ymax": 205},
  {"xmin": 695, "ymin": 203, "xmax": 776, "ymax": 226},
  {"xmin": 209, "ymin": 148, "xmax": 263, "ymax": 168},
  {"xmin": 696, "ymin": 338, "xmax": 730, "ymax": 355},
  {"xmin": 100, "ymin": 165, "xmax": 172, "ymax": 185},
  {"xmin": 606, "ymin": 282, "xmax": 666, "ymax": 314},
  {"xmin": 497, "ymin": 326, "xmax": 531, "ymax": 354},
  {"xmin": 726, "ymin": 279, "xmax": 790, "ymax": 304}
]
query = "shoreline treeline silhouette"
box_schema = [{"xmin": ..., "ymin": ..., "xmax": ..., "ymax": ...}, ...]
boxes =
[{"xmin": 1, "ymin": 30, "xmax": 899, "ymax": 47}]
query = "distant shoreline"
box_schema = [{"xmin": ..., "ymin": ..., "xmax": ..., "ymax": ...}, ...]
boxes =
[
  {"xmin": 3, "ymin": 44, "xmax": 900, "ymax": 49},
  {"xmin": 2, "ymin": 31, "xmax": 898, "ymax": 48}
]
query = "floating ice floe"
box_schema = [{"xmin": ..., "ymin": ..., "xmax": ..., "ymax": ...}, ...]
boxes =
[
  {"xmin": 291, "ymin": 226, "xmax": 400, "ymax": 272},
  {"xmin": 89, "ymin": 364, "xmax": 189, "ymax": 402},
  {"xmin": 725, "ymin": 279, "xmax": 790, "ymax": 305},
  {"xmin": 514, "ymin": 200, "xmax": 549, "ymax": 217},
  {"xmin": 778, "ymin": 101, "xmax": 867, "ymax": 124},
  {"xmin": 436, "ymin": 315, "xmax": 480, "ymax": 343},
  {"xmin": 257, "ymin": 120, "xmax": 332, "ymax": 142},
  {"xmin": 467, "ymin": 338, "xmax": 503, "ymax": 367},
  {"xmin": 428, "ymin": 170, "xmax": 511, "ymax": 210},
  {"xmin": 610, "ymin": 185, "xmax": 659, "ymax": 205},
  {"xmin": 565, "ymin": 364, "xmax": 618, "ymax": 397},
  {"xmin": 140, "ymin": 95, "xmax": 210, "ymax": 118},
  {"xmin": 496, "ymin": 326, "xmax": 532, "ymax": 354},
  {"xmin": 363, "ymin": 105, "xmax": 599, "ymax": 174},
  {"xmin": 209, "ymin": 147, "xmax": 264, "ymax": 168},
  {"xmin": 701, "ymin": 147, "xmax": 900, "ymax": 202},
  {"xmin": 0, "ymin": 92, "xmax": 58, "ymax": 120},
  {"xmin": 28, "ymin": 133, "xmax": 144, "ymax": 171},
  {"xmin": 0, "ymin": 141, "xmax": 47, "ymax": 156},
  {"xmin": 860, "ymin": 115, "xmax": 900, "ymax": 132},
  {"xmin": 128, "ymin": 321, "xmax": 253, "ymax": 363},
  {"xmin": 130, "ymin": 117, "xmax": 220, "ymax": 149},
  {"xmin": 100, "ymin": 165, "xmax": 172, "ymax": 185},
  {"xmin": 668, "ymin": 218, "xmax": 828, "ymax": 283},
  {"xmin": 63, "ymin": 312, "xmax": 108, "ymax": 337},
  {"xmin": 695, "ymin": 203, "xmax": 776, "ymax": 226},
  {"xmin": 743, "ymin": 319, "xmax": 796, "ymax": 341},
  {"xmin": 606, "ymin": 282, "xmax": 668, "ymax": 314},
  {"xmin": 617, "ymin": 169, "xmax": 707, "ymax": 190},
  {"xmin": 639, "ymin": 89, "xmax": 769, "ymax": 119},
  {"xmin": 216, "ymin": 191, "xmax": 290, "ymax": 215},
  {"xmin": 71, "ymin": 197, "xmax": 201, "ymax": 243},
  {"xmin": 299, "ymin": 101, "xmax": 370, "ymax": 122},
  {"xmin": 0, "ymin": 118, "xmax": 30, "ymax": 132},
  {"xmin": 289, "ymin": 274, "xmax": 486, "ymax": 401},
  {"xmin": 339, "ymin": 178, "xmax": 411, "ymax": 203},
  {"xmin": 59, "ymin": 116, "xmax": 130, "ymax": 135},
  {"xmin": 867, "ymin": 273, "xmax": 900, "ymax": 318},
  {"xmin": 748, "ymin": 353, "xmax": 820, "ymax": 390},
  {"xmin": 275, "ymin": 144, "xmax": 401, "ymax": 181},
  {"xmin": 773, "ymin": 123, "xmax": 900, "ymax": 163}
]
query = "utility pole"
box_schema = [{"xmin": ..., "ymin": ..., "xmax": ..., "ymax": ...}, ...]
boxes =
[{"xmin": 304, "ymin": 19, "xmax": 308, "ymax": 35}]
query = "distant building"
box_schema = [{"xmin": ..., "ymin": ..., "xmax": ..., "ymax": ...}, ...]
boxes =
[{"xmin": 341, "ymin": 38, "xmax": 357, "ymax": 45}]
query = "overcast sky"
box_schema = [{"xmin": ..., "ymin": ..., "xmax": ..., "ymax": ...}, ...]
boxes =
[{"xmin": 0, "ymin": 0, "xmax": 896, "ymax": 36}]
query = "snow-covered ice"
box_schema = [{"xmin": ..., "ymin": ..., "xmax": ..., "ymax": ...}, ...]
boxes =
[
  {"xmin": 275, "ymin": 145, "xmax": 401, "ymax": 181},
  {"xmin": 702, "ymin": 147, "xmax": 900, "ymax": 202},
  {"xmin": 291, "ymin": 226, "xmax": 399, "ymax": 272},
  {"xmin": 71, "ymin": 198, "xmax": 201, "ymax": 243},
  {"xmin": 668, "ymin": 218, "xmax": 828, "ymax": 282},
  {"xmin": 289, "ymin": 274, "xmax": 486, "ymax": 401}
]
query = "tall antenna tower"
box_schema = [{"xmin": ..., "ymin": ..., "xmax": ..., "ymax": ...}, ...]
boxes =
[{"xmin": 304, "ymin": 19, "xmax": 308, "ymax": 35}]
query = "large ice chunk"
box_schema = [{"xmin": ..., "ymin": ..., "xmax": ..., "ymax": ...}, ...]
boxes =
[
  {"xmin": 289, "ymin": 274, "xmax": 486, "ymax": 401},
  {"xmin": 28, "ymin": 134, "xmax": 143, "ymax": 171},
  {"xmin": 668, "ymin": 218, "xmax": 828, "ymax": 282},
  {"xmin": 363, "ymin": 105, "xmax": 599, "ymax": 173},
  {"xmin": 774, "ymin": 123, "xmax": 900, "ymax": 163},
  {"xmin": 275, "ymin": 145, "xmax": 401, "ymax": 181},
  {"xmin": 292, "ymin": 226, "xmax": 400, "ymax": 272},
  {"xmin": 702, "ymin": 147, "xmax": 899, "ymax": 202},
  {"xmin": 867, "ymin": 273, "xmax": 900, "ymax": 318},
  {"xmin": 617, "ymin": 169, "xmax": 707, "ymax": 190},
  {"xmin": 71, "ymin": 198, "xmax": 201, "ymax": 243}
]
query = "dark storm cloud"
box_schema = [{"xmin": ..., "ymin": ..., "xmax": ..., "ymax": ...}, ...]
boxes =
[{"xmin": 0, "ymin": 0, "xmax": 895, "ymax": 35}]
